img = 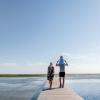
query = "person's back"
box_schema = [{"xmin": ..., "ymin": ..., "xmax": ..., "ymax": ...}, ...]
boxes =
[
  {"xmin": 47, "ymin": 66, "xmax": 54, "ymax": 79},
  {"xmin": 56, "ymin": 56, "xmax": 68, "ymax": 88},
  {"xmin": 47, "ymin": 62, "xmax": 54, "ymax": 89}
]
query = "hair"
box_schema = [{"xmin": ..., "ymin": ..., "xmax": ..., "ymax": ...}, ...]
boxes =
[
  {"xmin": 60, "ymin": 56, "xmax": 63, "ymax": 58},
  {"xmin": 49, "ymin": 62, "xmax": 53, "ymax": 67}
]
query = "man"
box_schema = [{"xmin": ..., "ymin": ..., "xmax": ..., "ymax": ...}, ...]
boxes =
[{"xmin": 56, "ymin": 56, "xmax": 68, "ymax": 88}]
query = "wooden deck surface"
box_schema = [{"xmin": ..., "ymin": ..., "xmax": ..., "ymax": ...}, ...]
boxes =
[{"xmin": 38, "ymin": 77, "xmax": 84, "ymax": 100}]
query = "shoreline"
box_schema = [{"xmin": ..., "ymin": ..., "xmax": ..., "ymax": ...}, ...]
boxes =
[
  {"xmin": 0, "ymin": 74, "xmax": 46, "ymax": 77},
  {"xmin": 0, "ymin": 74, "xmax": 100, "ymax": 79}
]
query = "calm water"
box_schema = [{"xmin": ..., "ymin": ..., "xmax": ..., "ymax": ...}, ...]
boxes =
[
  {"xmin": 66, "ymin": 79, "xmax": 100, "ymax": 100},
  {"xmin": 0, "ymin": 77, "xmax": 45, "ymax": 100},
  {"xmin": 0, "ymin": 77, "xmax": 100, "ymax": 100}
]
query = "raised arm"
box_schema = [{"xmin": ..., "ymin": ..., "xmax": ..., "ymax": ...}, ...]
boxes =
[
  {"xmin": 64, "ymin": 60, "xmax": 68, "ymax": 66},
  {"xmin": 56, "ymin": 59, "xmax": 60, "ymax": 66}
]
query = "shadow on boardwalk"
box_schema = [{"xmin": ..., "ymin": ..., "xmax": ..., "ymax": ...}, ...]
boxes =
[
  {"xmin": 38, "ymin": 78, "xmax": 84, "ymax": 100},
  {"xmin": 42, "ymin": 87, "xmax": 60, "ymax": 91}
]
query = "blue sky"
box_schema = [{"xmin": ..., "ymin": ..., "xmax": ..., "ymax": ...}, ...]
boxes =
[{"xmin": 0, "ymin": 0, "xmax": 100, "ymax": 74}]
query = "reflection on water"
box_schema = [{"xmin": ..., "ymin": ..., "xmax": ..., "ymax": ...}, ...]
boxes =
[
  {"xmin": 0, "ymin": 77, "xmax": 46, "ymax": 100},
  {"xmin": 2, "ymin": 77, "xmax": 100, "ymax": 100},
  {"xmin": 66, "ymin": 79, "xmax": 100, "ymax": 100}
]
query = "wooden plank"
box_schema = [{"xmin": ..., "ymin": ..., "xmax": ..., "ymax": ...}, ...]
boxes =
[{"xmin": 38, "ymin": 78, "xmax": 84, "ymax": 100}]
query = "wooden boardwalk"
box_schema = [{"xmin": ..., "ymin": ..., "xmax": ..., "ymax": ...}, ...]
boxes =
[{"xmin": 38, "ymin": 78, "xmax": 84, "ymax": 100}]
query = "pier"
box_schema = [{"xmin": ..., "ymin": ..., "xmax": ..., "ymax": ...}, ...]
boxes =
[{"xmin": 38, "ymin": 78, "xmax": 84, "ymax": 100}]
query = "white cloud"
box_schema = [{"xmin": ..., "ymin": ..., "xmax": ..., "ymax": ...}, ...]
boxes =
[
  {"xmin": 62, "ymin": 52, "xmax": 100, "ymax": 73},
  {"xmin": 0, "ymin": 63, "xmax": 17, "ymax": 67},
  {"xmin": 0, "ymin": 53, "xmax": 100, "ymax": 74},
  {"xmin": 0, "ymin": 62, "xmax": 48, "ymax": 74}
]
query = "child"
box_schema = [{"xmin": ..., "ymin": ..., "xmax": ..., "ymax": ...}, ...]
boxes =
[{"xmin": 47, "ymin": 62, "xmax": 54, "ymax": 89}]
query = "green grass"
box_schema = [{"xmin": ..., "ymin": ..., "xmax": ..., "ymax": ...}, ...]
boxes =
[
  {"xmin": 0, "ymin": 74, "xmax": 46, "ymax": 77},
  {"xmin": 0, "ymin": 74, "xmax": 100, "ymax": 78}
]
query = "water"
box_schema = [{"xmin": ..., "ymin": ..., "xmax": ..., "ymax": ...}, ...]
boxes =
[
  {"xmin": 0, "ymin": 77, "xmax": 46, "ymax": 100},
  {"xmin": 66, "ymin": 79, "xmax": 100, "ymax": 100},
  {"xmin": 1, "ymin": 77, "xmax": 100, "ymax": 100}
]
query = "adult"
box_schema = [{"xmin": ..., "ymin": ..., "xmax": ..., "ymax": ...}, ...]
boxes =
[
  {"xmin": 47, "ymin": 62, "xmax": 54, "ymax": 89},
  {"xmin": 56, "ymin": 56, "xmax": 68, "ymax": 88}
]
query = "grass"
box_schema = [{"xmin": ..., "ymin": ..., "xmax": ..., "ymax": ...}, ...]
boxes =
[
  {"xmin": 0, "ymin": 74, "xmax": 100, "ymax": 78},
  {"xmin": 0, "ymin": 74, "xmax": 46, "ymax": 77}
]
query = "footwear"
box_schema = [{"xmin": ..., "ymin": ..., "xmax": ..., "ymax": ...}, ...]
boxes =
[
  {"xmin": 62, "ymin": 85, "xmax": 64, "ymax": 88},
  {"xmin": 48, "ymin": 87, "xmax": 52, "ymax": 90},
  {"xmin": 59, "ymin": 85, "xmax": 61, "ymax": 88}
]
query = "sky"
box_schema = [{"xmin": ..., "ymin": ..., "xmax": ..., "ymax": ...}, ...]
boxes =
[{"xmin": 0, "ymin": 0, "xmax": 100, "ymax": 74}]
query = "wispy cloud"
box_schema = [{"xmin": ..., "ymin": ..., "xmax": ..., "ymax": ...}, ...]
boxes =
[
  {"xmin": 0, "ymin": 63, "xmax": 17, "ymax": 67},
  {"xmin": 0, "ymin": 53, "xmax": 100, "ymax": 74},
  {"xmin": 0, "ymin": 62, "xmax": 48, "ymax": 74},
  {"xmin": 61, "ymin": 52, "xmax": 100, "ymax": 73}
]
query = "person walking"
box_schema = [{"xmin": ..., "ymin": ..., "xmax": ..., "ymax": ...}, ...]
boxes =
[
  {"xmin": 56, "ymin": 56, "xmax": 68, "ymax": 88},
  {"xmin": 47, "ymin": 62, "xmax": 54, "ymax": 89}
]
